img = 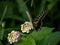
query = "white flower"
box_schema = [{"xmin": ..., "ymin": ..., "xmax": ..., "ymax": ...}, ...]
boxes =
[
  {"xmin": 21, "ymin": 22, "xmax": 33, "ymax": 33},
  {"xmin": 8, "ymin": 31, "xmax": 20, "ymax": 44}
]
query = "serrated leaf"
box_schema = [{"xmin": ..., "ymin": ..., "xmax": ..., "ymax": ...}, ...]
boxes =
[
  {"xmin": 42, "ymin": 32, "xmax": 60, "ymax": 45},
  {"xmin": 31, "ymin": 27, "xmax": 54, "ymax": 41},
  {"xmin": 15, "ymin": 37, "xmax": 36, "ymax": 45}
]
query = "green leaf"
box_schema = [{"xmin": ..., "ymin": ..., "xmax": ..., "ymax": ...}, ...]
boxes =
[
  {"xmin": 42, "ymin": 32, "xmax": 60, "ymax": 45},
  {"xmin": 31, "ymin": 27, "xmax": 54, "ymax": 41},
  {"xmin": 0, "ymin": 1, "xmax": 7, "ymax": 18},
  {"xmin": 0, "ymin": 29, "xmax": 4, "ymax": 40},
  {"xmin": 38, "ymin": 0, "xmax": 46, "ymax": 14},
  {"xmin": 0, "ymin": 22, "xmax": 2, "ymax": 30},
  {"xmin": 47, "ymin": 0, "xmax": 57, "ymax": 11},
  {"xmin": 0, "ymin": 2, "xmax": 25, "ymax": 22},
  {"xmin": 0, "ymin": 41, "xmax": 2, "ymax": 45},
  {"xmin": 5, "ymin": 14, "xmax": 25, "ymax": 22},
  {"xmin": 15, "ymin": 37, "xmax": 36, "ymax": 45},
  {"xmin": 16, "ymin": 0, "xmax": 29, "ymax": 21},
  {"xmin": 0, "ymin": 5, "xmax": 7, "ymax": 22}
]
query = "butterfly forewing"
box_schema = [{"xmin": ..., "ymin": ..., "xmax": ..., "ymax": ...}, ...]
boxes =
[{"xmin": 32, "ymin": 10, "xmax": 48, "ymax": 30}]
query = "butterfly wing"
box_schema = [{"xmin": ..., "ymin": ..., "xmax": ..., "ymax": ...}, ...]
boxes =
[{"xmin": 32, "ymin": 10, "xmax": 48, "ymax": 30}]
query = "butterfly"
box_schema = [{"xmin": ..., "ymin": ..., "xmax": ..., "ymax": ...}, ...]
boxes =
[{"xmin": 26, "ymin": 10, "xmax": 48, "ymax": 30}]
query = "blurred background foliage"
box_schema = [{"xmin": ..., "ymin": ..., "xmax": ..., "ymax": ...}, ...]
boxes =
[{"xmin": 0, "ymin": 0, "xmax": 60, "ymax": 45}]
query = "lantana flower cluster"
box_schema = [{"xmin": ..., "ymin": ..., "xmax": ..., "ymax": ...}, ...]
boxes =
[
  {"xmin": 8, "ymin": 21, "xmax": 33, "ymax": 44},
  {"xmin": 21, "ymin": 22, "xmax": 33, "ymax": 33},
  {"xmin": 8, "ymin": 31, "xmax": 20, "ymax": 44}
]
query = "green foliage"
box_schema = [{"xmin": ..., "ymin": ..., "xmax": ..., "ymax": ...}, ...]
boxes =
[
  {"xmin": 0, "ymin": 42, "xmax": 2, "ymax": 45},
  {"xmin": 0, "ymin": 30, "xmax": 4, "ymax": 40},
  {"xmin": 0, "ymin": 0, "xmax": 60, "ymax": 45},
  {"xmin": 31, "ymin": 27, "xmax": 54, "ymax": 41},
  {"xmin": 15, "ymin": 37, "xmax": 36, "ymax": 45},
  {"xmin": 16, "ymin": 0, "xmax": 29, "ymax": 21},
  {"xmin": 42, "ymin": 32, "xmax": 60, "ymax": 45}
]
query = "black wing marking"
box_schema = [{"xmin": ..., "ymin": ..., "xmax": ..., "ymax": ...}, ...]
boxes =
[{"xmin": 32, "ymin": 10, "xmax": 48, "ymax": 30}]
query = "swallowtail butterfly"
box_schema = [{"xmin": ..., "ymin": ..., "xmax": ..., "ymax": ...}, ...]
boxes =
[{"xmin": 26, "ymin": 10, "xmax": 48, "ymax": 30}]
